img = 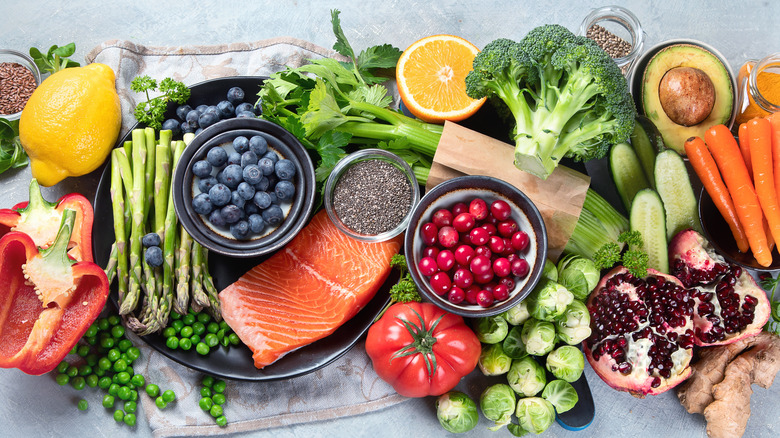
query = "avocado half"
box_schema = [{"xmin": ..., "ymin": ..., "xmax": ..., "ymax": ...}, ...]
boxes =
[{"xmin": 640, "ymin": 44, "xmax": 734, "ymax": 155}]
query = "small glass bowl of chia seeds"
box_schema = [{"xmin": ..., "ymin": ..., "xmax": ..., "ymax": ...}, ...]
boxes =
[
  {"xmin": 324, "ymin": 149, "xmax": 420, "ymax": 242},
  {"xmin": 0, "ymin": 49, "xmax": 41, "ymax": 121},
  {"xmin": 579, "ymin": 5, "xmax": 644, "ymax": 75}
]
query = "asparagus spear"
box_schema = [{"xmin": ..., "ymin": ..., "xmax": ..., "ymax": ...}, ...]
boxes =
[
  {"xmin": 120, "ymin": 129, "xmax": 147, "ymax": 315},
  {"xmin": 174, "ymin": 223, "xmax": 192, "ymax": 315},
  {"xmin": 201, "ymin": 246, "xmax": 223, "ymax": 322},
  {"xmin": 104, "ymin": 243, "xmax": 118, "ymax": 284},
  {"xmin": 110, "ymin": 149, "xmax": 129, "ymax": 303},
  {"xmin": 143, "ymin": 127, "xmax": 156, "ymax": 223},
  {"xmin": 190, "ymin": 241, "xmax": 209, "ymax": 312},
  {"xmin": 157, "ymin": 139, "xmax": 185, "ymax": 327}
]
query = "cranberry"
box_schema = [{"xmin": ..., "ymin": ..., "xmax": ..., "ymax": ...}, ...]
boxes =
[
  {"xmin": 499, "ymin": 277, "xmax": 515, "ymax": 290},
  {"xmin": 422, "ymin": 246, "xmax": 440, "ymax": 259},
  {"xmin": 511, "ymin": 231, "xmax": 530, "ymax": 251},
  {"xmin": 469, "ymin": 255, "xmax": 492, "ymax": 276},
  {"xmin": 452, "ymin": 202, "xmax": 469, "ymax": 216},
  {"xmin": 418, "ymin": 256, "xmax": 439, "ymax": 276},
  {"xmin": 493, "ymin": 257, "xmax": 511, "ymax": 277},
  {"xmin": 481, "ymin": 223, "xmax": 497, "ymax": 236},
  {"xmin": 476, "ymin": 289, "xmax": 495, "ymax": 307},
  {"xmin": 502, "ymin": 238, "xmax": 515, "ymax": 255},
  {"xmin": 497, "ymin": 220, "xmax": 519, "ymax": 237},
  {"xmin": 430, "ymin": 272, "xmax": 452, "ymax": 295},
  {"xmin": 465, "ymin": 285, "xmax": 481, "ymax": 305},
  {"xmin": 488, "ymin": 235, "xmax": 506, "ymax": 254},
  {"xmin": 490, "ymin": 200, "xmax": 512, "ymax": 221},
  {"xmin": 469, "ymin": 198, "xmax": 488, "ymax": 220},
  {"xmin": 493, "ymin": 283, "xmax": 510, "ymax": 301},
  {"xmin": 452, "ymin": 267, "xmax": 474, "ymax": 288},
  {"xmin": 448, "ymin": 286, "xmax": 466, "ymax": 304},
  {"xmin": 432, "ymin": 208, "xmax": 453, "ymax": 228},
  {"xmin": 474, "ymin": 270, "xmax": 495, "ymax": 284},
  {"xmin": 436, "ymin": 250, "xmax": 455, "ymax": 271},
  {"xmin": 420, "ymin": 222, "xmax": 438, "ymax": 246},
  {"xmin": 452, "ymin": 212, "xmax": 476, "ymax": 233},
  {"xmin": 474, "ymin": 245, "xmax": 493, "ymax": 259},
  {"xmin": 454, "ymin": 245, "xmax": 475, "ymax": 265},
  {"xmin": 438, "ymin": 226, "xmax": 459, "ymax": 248},
  {"xmin": 469, "ymin": 227, "xmax": 490, "ymax": 246},
  {"xmin": 511, "ymin": 258, "xmax": 530, "ymax": 278},
  {"xmin": 483, "ymin": 213, "xmax": 499, "ymax": 225},
  {"xmin": 506, "ymin": 253, "xmax": 519, "ymax": 264}
]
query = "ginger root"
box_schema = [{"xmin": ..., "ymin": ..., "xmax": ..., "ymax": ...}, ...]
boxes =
[{"xmin": 676, "ymin": 332, "xmax": 780, "ymax": 438}]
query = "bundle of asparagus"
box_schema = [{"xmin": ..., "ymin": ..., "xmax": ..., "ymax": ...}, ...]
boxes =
[{"xmin": 104, "ymin": 128, "xmax": 221, "ymax": 335}]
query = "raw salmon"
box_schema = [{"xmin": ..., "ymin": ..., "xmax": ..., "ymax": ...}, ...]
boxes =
[{"xmin": 219, "ymin": 210, "xmax": 402, "ymax": 369}]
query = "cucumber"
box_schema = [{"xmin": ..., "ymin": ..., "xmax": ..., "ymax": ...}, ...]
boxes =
[
  {"xmin": 631, "ymin": 189, "xmax": 669, "ymax": 274},
  {"xmin": 630, "ymin": 116, "xmax": 665, "ymax": 188},
  {"xmin": 654, "ymin": 149, "xmax": 703, "ymax": 241},
  {"xmin": 610, "ymin": 142, "xmax": 651, "ymax": 212}
]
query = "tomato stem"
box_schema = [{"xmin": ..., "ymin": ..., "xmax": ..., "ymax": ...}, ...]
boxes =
[{"xmin": 390, "ymin": 309, "xmax": 445, "ymax": 381}]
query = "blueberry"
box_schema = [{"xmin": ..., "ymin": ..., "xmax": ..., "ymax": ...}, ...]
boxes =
[
  {"xmin": 195, "ymin": 128, "xmax": 204, "ymax": 135},
  {"xmin": 208, "ymin": 184, "xmax": 231, "ymax": 207},
  {"xmin": 233, "ymin": 136, "xmax": 249, "ymax": 154},
  {"xmin": 216, "ymin": 100, "xmax": 235, "ymax": 119},
  {"xmin": 208, "ymin": 209, "xmax": 226, "ymax": 227},
  {"xmin": 176, "ymin": 104, "xmax": 193, "ymax": 121},
  {"xmin": 161, "ymin": 119, "xmax": 181, "ymax": 136},
  {"xmin": 249, "ymin": 135, "xmax": 268, "ymax": 156},
  {"xmin": 195, "ymin": 104, "xmax": 209, "ymax": 115},
  {"xmin": 241, "ymin": 151, "xmax": 258, "ymax": 167},
  {"xmin": 142, "ymin": 233, "xmax": 161, "ymax": 248},
  {"xmin": 267, "ymin": 191, "xmax": 278, "ymax": 205},
  {"xmin": 230, "ymin": 191, "xmax": 245, "ymax": 209},
  {"xmin": 242, "ymin": 164, "xmax": 263, "ymax": 185},
  {"xmin": 227, "ymin": 151, "xmax": 242, "ymax": 166},
  {"xmin": 275, "ymin": 159, "xmax": 296, "ymax": 180},
  {"xmin": 236, "ymin": 182, "xmax": 255, "ymax": 200},
  {"xmin": 248, "ymin": 214, "xmax": 265, "ymax": 233},
  {"xmin": 266, "ymin": 174, "xmax": 278, "ymax": 189},
  {"xmin": 220, "ymin": 204, "xmax": 242, "ymax": 224},
  {"xmin": 258, "ymin": 157, "xmax": 274, "ymax": 176},
  {"xmin": 262, "ymin": 205, "xmax": 284, "ymax": 226},
  {"xmin": 206, "ymin": 147, "xmax": 228, "ymax": 167},
  {"xmin": 274, "ymin": 180, "xmax": 296, "ymax": 201},
  {"xmin": 227, "ymin": 87, "xmax": 245, "ymax": 105},
  {"xmin": 253, "ymin": 191, "xmax": 272, "ymax": 209},
  {"xmin": 220, "ymin": 164, "xmax": 243, "ymax": 189},
  {"xmin": 235, "ymin": 102, "xmax": 253, "ymax": 114},
  {"xmin": 244, "ymin": 202, "xmax": 260, "ymax": 216},
  {"xmin": 253, "ymin": 176, "xmax": 270, "ymax": 192},
  {"xmin": 253, "ymin": 100, "xmax": 263, "ymax": 115},
  {"xmin": 236, "ymin": 111, "xmax": 256, "ymax": 119},
  {"xmin": 192, "ymin": 193, "xmax": 213, "ymax": 215},
  {"xmin": 192, "ymin": 160, "xmax": 212, "ymax": 178},
  {"xmin": 186, "ymin": 109, "xmax": 200, "ymax": 126},
  {"xmin": 262, "ymin": 150, "xmax": 279, "ymax": 164},
  {"xmin": 181, "ymin": 121, "xmax": 195, "ymax": 133},
  {"xmin": 199, "ymin": 110, "xmax": 220, "ymax": 129},
  {"xmin": 230, "ymin": 220, "xmax": 250, "ymax": 240},
  {"xmin": 198, "ymin": 176, "xmax": 218, "ymax": 193},
  {"xmin": 144, "ymin": 246, "xmax": 164, "ymax": 267}
]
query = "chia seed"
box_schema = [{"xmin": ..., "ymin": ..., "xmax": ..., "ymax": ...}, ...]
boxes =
[{"xmin": 333, "ymin": 159, "xmax": 412, "ymax": 235}]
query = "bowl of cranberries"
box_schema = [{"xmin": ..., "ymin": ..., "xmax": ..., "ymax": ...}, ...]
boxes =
[{"xmin": 405, "ymin": 175, "xmax": 548, "ymax": 317}]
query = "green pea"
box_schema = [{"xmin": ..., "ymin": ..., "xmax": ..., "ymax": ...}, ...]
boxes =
[
  {"xmin": 56, "ymin": 361, "xmax": 69, "ymax": 374},
  {"xmin": 84, "ymin": 336, "xmax": 97, "ymax": 346},
  {"xmin": 77, "ymin": 345, "xmax": 90, "ymax": 357},
  {"xmin": 228, "ymin": 333, "xmax": 240, "ymax": 346},
  {"xmin": 113, "ymin": 409, "xmax": 124, "ymax": 422},
  {"xmin": 126, "ymin": 366, "xmax": 134, "ymax": 377},
  {"xmin": 108, "ymin": 383, "xmax": 120, "ymax": 396},
  {"xmin": 94, "ymin": 367, "xmax": 105, "ymax": 377},
  {"xmin": 100, "ymin": 336, "xmax": 115, "ymax": 349},
  {"xmin": 117, "ymin": 386, "xmax": 132, "ymax": 401},
  {"xmin": 130, "ymin": 374, "xmax": 145, "ymax": 387},
  {"xmin": 162, "ymin": 389, "xmax": 176, "ymax": 403},
  {"xmin": 179, "ymin": 338, "xmax": 192, "ymax": 350},
  {"xmin": 189, "ymin": 307, "xmax": 197, "ymax": 315},
  {"xmin": 212, "ymin": 379, "xmax": 226, "ymax": 394},
  {"xmin": 196, "ymin": 342, "xmax": 210, "ymax": 355},
  {"xmin": 170, "ymin": 311, "xmax": 181, "ymax": 320},
  {"xmin": 116, "ymin": 372, "xmax": 131, "ymax": 385},
  {"xmin": 113, "ymin": 359, "xmax": 128, "ymax": 373},
  {"xmin": 69, "ymin": 345, "xmax": 79, "ymax": 355},
  {"xmin": 145, "ymin": 383, "xmax": 160, "ymax": 398},
  {"xmin": 220, "ymin": 337, "xmax": 230, "ymax": 347},
  {"xmin": 190, "ymin": 334, "xmax": 201, "ymax": 344},
  {"xmin": 199, "ymin": 397, "xmax": 213, "ymax": 411},
  {"xmin": 207, "ymin": 322, "xmax": 219, "ymax": 334},
  {"xmin": 108, "ymin": 315, "xmax": 120, "ymax": 326},
  {"xmin": 215, "ymin": 415, "xmax": 227, "ymax": 427},
  {"xmin": 77, "ymin": 399, "xmax": 88, "ymax": 411},
  {"xmin": 212, "ymin": 393, "xmax": 226, "ymax": 406},
  {"xmin": 65, "ymin": 365, "xmax": 78, "ymax": 377},
  {"xmin": 102, "ymin": 394, "xmax": 115, "ymax": 408},
  {"xmin": 86, "ymin": 375, "xmax": 99, "ymax": 388},
  {"xmin": 97, "ymin": 318, "xmax": 109, "ymax": 332},
  {"xmin": 97, "ymin": 357, "xmax": 111, "ymax": 371},
  {"xmin": 191, "ymin": 322, "xmax": 206, "ymax": 336},
  {"xmin": 85, "ymin": 324, "xmax": 99, "ymax": 338},
  {"xmin": 85, "ymin": 353, "xmax": 99, "ymax": 367},
  {"xmin": 179, "ymin": 326, "xmax": 194, "ymax": 338},
  {"xmin": 124, "ymin": 400, "xmax": 137, "ymax": 414},
  {"xmin": 209, "ymin": 404, "xmax": 223, "ymax": 418},
  {"xmin": 204, "ymin": 334, "xmax": 219, "ymax": 348},
  {"xmin": 166, "ymin": 337, "xmax": 179, "ymax": 349},
  {"xmin": 219, "ymin": 321, "xmax": 230, "ymax": 331},
  {"xmin": 202, "ymin": 376, "xmax": 214, "ymax": 387},
  {"xmin": 197, "ymin": 313, "xmax": 211, "ymax": 324},
  {"xmin": 126, "ymin": 347, "xmax": 141, "ymax": 362},
  {"xmin": 55, "ymin": 373, "xmax": 69, "ymax": 386},
  {"xmin": 118, "ymin": 339, "xmax": 133, "ymax": 352},
  {"xmin": 124, "ymin": 413, "xmax": 136, "ymax": 427},
  {"xmin": 107, "ymin": 348, "xmax": 121, "ymax": 362},
  {"xmin": 130, "ymin": 390, "xmax": 138, "ymax": 401},
  {"xmin": 182, "ymin": 314, "xmax": 195, "ymax": 326},
  {"xmin": 111, "ymin": 325, "xmax": 125, "ymax": 339},
  {"xmin": 171, "ymin": 320, "xmax": 184, "ymax": 333},
  {"xmin": 120, "ymin": 352, "xmax": 129, "ymax": 363},
  {"xmin": 155, "ymin": 396, "xmax": 167, "ymax": 410},
  {"xmin": 71, "ymin": 376, "xmax": 86, "ymax": 390},
  {"xmin": 162, "ymin": 327, "xmax": 176, "ymax": 338},
  {"xmin": 78, "ymin": 364, "xmax": 92, "ymax": 376},
  {"xmin": 199, "ymin": 387, "xmax": 211, "ymax": 398},
  {"xmin": 98, "ymin": 376, "xmax": 112, "ymax": 389},
  {"xmin": 216, "ymin": 328, "xmax": 226, "ymax": 340}
]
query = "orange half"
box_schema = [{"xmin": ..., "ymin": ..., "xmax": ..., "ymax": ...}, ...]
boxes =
[{"xmin": 397, "ymin": 34, "xmax": 486, "ymax": 124}]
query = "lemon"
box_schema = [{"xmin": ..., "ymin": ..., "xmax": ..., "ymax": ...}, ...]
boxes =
[{"xmin": 19, "ymin": 63, "xmax": 121, "ymax": 187}]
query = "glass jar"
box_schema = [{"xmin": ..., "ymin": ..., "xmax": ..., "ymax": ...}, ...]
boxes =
[
  {"xmin": 0, "ymin": 49, "xmax": 41, "ymax": 120},
  {"xmin": 579, "ymin": 5, "xmax": 645, "ymax": 76},
  {"xmin": 734, "ymin": 53, "xmax": 780, "ymax": 126}
]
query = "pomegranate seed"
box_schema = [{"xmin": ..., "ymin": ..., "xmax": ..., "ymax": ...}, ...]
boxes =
[
  {"xmin": 488, "ymin": 235, "xmax": 506, "ymax": 254},
  {"xmin": 454, "ymin": 245, "xmax": 475, "ymax": 265},
  {"xmin": 429, "ymin": 272, "xmax": 452, "ymax": 295},
  {"xmin": 448, "ymin": 286, "xmax": 466, "ymax": 304},
  {"xmin": 490, "ymin": 200, "xmax": 512, "ymax": 221},
  {"xmin": 469, "ymin": 198, "xmax": 488, "ymax": 220},
  {"xmin": 452, "ymin": 268, "xmax": 474, "ymax": 289},
  {"xmin": 422, "ymin": 246, "xmax": 440, "ymax": 259},
  {"xmin": 493, "ymin": 283, "xmax": 510, "ymax": 301},
  {"xmin": 511, "ymin": 258, "xmax": 530, "ymax": 278},
  {"xmin": 452, "ymin": 212, "xmax": 476, "ymax": 233},
  {"xmin": 418, "ymin": 257, "xmax": 438, "ymax": 276},
  {"xmin": 432, "ymin": 208, "xmax": 453, "ymax": 228},
  {"xmin": 469, "ymin": 227, "xmax": 490, "ymax": 246},
  {"xmin": 493, "ymin": 257, "xmax": 511, "ymax": 277},
  {"xmin": 476, "ymin": 289, "xmax": 494, "ymax": 307},
  {"xmin": 420, "ymin": 222, "xmax": 438, "ymax": 246},
  {"xmin": 438, "ymin": 226, "xmax": 459, "ymax": 248},
  {"xmin": 497, "ymin": 220, "xmax": 519, "ymax": 237},
  {"xmin": 511, "ymin": 231, "xmax": 530, "ymax": 251},
  {"xmin": 436, "ymin": 250, "xmax": 455, "ymax": 272}
]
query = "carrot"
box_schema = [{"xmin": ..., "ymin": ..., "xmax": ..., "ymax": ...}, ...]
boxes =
[
  {"xmin": 748, "ymin": 117, "xmax": 780, "ymax": 247},
  {"xmin": 685, "ymin": 136, "xmax": 750, "ymax": 253},
  {"xmin": 738, "ymin": 123, "xmax": 753, "ymax": 179},
  {"xmin": 769, "ymin": 113, "xmax": 780, "ymax": 205},
  {"xmin": 705, "ymin": 124, "xmax": 772, "ymax": 267}
]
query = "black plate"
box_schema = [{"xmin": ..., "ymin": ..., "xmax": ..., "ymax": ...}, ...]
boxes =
[{"xmin": 92, "ymin": 76, "xmax": 394, "ymax": 381}]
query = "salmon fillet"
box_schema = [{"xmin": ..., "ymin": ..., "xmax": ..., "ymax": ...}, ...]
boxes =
[{"xmin": 219, "ymin": 210, "xmax": 402, "ymax": 369}]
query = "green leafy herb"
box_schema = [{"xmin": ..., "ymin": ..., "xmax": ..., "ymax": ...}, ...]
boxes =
[
  {"xmin": 29, "ymin": 43, "xmax": 80, "ymax": 74},
  {"xmin": 760, "ymin": 274, "xmax": 780, "ymax": 334},
  {"xmin": 0, "ymin": 118, "xmax": 28, "ymax": 174},
  {"xmin": 592, "ymin": 230, "xmax": 649, "ymax": 278},
  {"xmin": 375, "ymin": 254, "xmax": 422, "ymax": 321},
  {"xmin": 130, "ymin": 76, "xmax": 191, "ymax": 129}
]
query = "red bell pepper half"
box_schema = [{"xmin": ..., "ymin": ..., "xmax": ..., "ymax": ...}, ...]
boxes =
[
  {"xmin": 0, "ymin": 178, "xmax": 94, "ymax": 262},
  {"xmin": 0, "ymin": 209, "xmax": 108, "ymax": 375}
]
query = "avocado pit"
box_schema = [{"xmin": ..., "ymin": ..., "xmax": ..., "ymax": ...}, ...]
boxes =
[{"xmin": 658, "ymin": 67, "xmax": 716, "ymax": 127}]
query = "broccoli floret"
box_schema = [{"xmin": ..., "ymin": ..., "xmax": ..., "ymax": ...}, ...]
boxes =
[{"xmin": 465, "ymin": 25, "xmax": 636, "ymax": 179}]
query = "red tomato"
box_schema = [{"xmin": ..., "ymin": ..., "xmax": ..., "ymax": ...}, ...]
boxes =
[{"xmin": 365, "ymin": 302, "xmax": 480, "ymax": 398}]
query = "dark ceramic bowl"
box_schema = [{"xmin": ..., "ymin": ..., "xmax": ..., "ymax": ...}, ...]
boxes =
[
  {"xmin": 405, "ymin": 175, "xmax": 548, "ymax": 317},
  {"xmin": 172, "ymin": 117, "xmax": 315, "ymax": 258},
  {"xmin": 698, "ymin": 189, "xmax": 780, "ymax": 271}
]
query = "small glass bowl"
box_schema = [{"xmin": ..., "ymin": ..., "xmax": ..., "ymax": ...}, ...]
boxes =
[
  {"xmin": 579, "ymin": 5, "xmax": 645, "ymax": 75},
  {"xmin": 0, "ymin": 49, "xmax": 41, "ymax": 121},
  {"xmin": 324, "ymin": 149, "xmax": 420, "ymax": 242}
]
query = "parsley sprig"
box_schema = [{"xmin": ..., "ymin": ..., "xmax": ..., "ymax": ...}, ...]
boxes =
[
  {"xmin": 130, "ymin": 76, "xmax": 190, "ymax": 129},
  {"xmin": 759, "ymin": 273, "xmax": 780, "ymax": 334},
  {"xmin": 593, "ymin": 230, "xmax": 649, "ymax": 278}
]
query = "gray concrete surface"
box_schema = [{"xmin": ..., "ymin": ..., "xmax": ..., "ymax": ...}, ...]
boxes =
[{"xmin": 1, "ymin": 0, "xmax": 778, "ymax": 437}]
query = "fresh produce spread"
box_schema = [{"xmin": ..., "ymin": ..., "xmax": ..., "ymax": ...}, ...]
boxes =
[{"xmin": 1, "ymin": 6, "xmax": 779, "ymax": 438}]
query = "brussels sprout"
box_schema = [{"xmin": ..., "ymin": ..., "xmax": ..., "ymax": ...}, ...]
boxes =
[
  {"xmin": 479, "ymin": 384, "xmax": 516, "ymax": 431},
  {"xmin": 557, "ymin": 254, "xmax": 599, "ymax": 301},
  {"xmin": 475, "ymin": 315, "xmax": 509, "ymax": 344},
  {"xmin": 542, "ymin": 379, "xmax": 579, "ymax": 414},
  {"xmin": 502, "ymin": 300, "xmax": 531, "ymax": 326},
  {"xmin": 542, "ymin": 258, "xmax": 558, "ymax": 282},
  {"xmin": 555, "ymin": 299, "xmax": 592, "ymax": 345},
  {"xmin": 436, "ymin": 391, "xmax": 479, "ymax": 433},
  {"xmin": 520, "ymin": 318, "xmax": 556, "ymax": 356},
  {"xmin": 479, "ymin": 343, "xmax": 512, "ymax": 376},
  {"xmin": 515, "ymin": 397, "xmax": 556, "ymax": 434},
  {"xmin": 545, "ymin": 345, "xmax": 585, "ymax": 382},
  {"xmin": 507, "ymin": 357, "xmax": 546, "ymax": 397},
  {"xmin": 527, "ymin": 279, "xmax": 574, "ymax": 322},
  {"xmin": 502, "ymin": 326, "xmax": 528, "ymax": 360}
]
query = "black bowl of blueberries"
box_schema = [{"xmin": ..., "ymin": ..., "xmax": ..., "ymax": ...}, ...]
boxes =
[{"xmin": 172, "ymin": 115, "xmax": 316, "ymax": 258}]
